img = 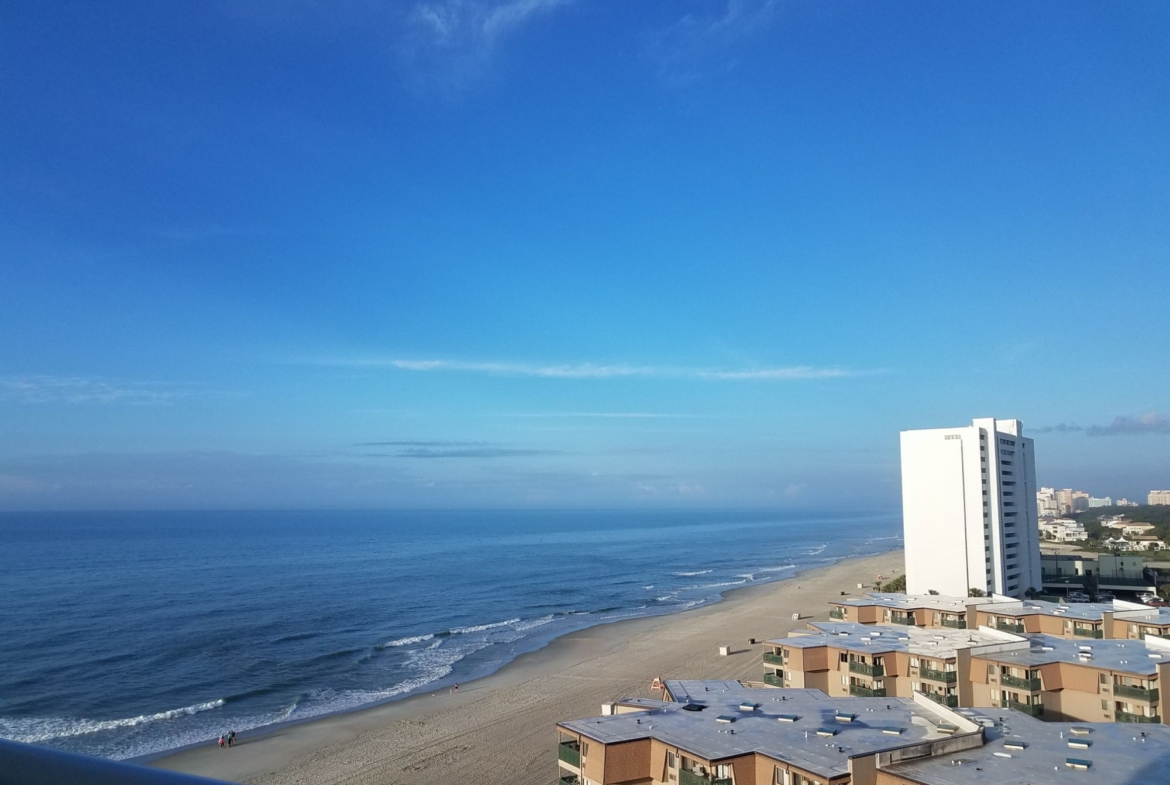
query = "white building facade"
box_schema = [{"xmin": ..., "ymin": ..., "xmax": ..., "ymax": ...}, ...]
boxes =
[{"xmin": 900, "ymin": 418, "xmax": 1042, "ymax": 598}]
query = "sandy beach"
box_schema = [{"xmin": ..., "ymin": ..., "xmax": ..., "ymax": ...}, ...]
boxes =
[{"xmin": 153, "ymin": 550, "xmax": 903, "ymax": 785}]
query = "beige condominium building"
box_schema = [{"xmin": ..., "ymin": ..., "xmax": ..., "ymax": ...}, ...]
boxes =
[
  {"xmin": 763, "ymin": 622, "xmax": 1017, "ymax": 709},
  {"xmin": 972, "ymin": 599, "xmax": 1170, "ymax": 640},
  {"xmin": 555, "ymin": 680, "xmax": 1170, "ymax": 785},
  {"xmin": 766, "ymin": 622, "xmax": 1170, "ymax": 725},
  {"xmin": 969, "ymin": 633, "xmax": 1170, "ymax": 724},
  {"xmin": 826, "ymin": 593, "xmax": 1016, "ymax": 631}
]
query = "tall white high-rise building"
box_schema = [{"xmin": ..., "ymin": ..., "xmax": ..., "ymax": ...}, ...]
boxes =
[{"xmin": 900, "ymin": 418, "xmax": 1041, "ymax": 598}]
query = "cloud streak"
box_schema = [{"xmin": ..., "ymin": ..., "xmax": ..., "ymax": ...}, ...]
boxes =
[
  {"xmin": 1033, "ymin": 412, "xmax": 1170, "ymax": 436},
  {"xmin": 307, "ymin": 357, "xmax": 878, "ymax": 381},
  {"xmin": 651, "ymin": 0, "xmax": 779, "ymax": 86},
  {"xmin": 387, "ymin": 447, "xmax": 560, "ymax": 459},
  {"xmin": 0, "ymin": 375, "xmax": 194, "ymax": 404}
]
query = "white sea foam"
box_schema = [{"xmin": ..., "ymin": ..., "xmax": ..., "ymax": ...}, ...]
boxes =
[
  {"xmin": 755, "ymin": 563, "xmax": 797, "ymax": 573},
  {"xmin": 672, "ymin": 570, "xmax": 712, "ymax": 576},
  {"xmin": 450, "ymin": 617, "xmax": 521, "ymax": 634},
  {"xmin": 0, "ymin": 699, "xmax": 227, "ymax": 744},
  {"xmin": 805, "ymin": 544, "xmax": 827, "ymax": 556},
  {"xmin": 382, "ymin": 633, "xmax": 435, "ymax": 647}
]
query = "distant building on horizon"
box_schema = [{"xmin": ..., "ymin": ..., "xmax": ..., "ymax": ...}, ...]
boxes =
[
  {"xmin": 1150, "ymin": 490, "xmax": 1170, "ymax": 506},
  {"xmin": 900, "ymin": 418, "xmax": 1041, "ymax": 598},
  {"xmin": 1089, "ymin": 496, "xmax": 1113, "ymax": 508}
]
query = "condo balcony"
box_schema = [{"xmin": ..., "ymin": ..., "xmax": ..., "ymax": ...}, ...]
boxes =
[
  {"xmin": 849, "ymin": 661, "xmax": 884, "ymax": 677},
  {"xmin": 890, "ymin": 614, "xmax": 915, "ymax": 626},
  {"xmin": 557, "ymin": 742, "xmax": 581, "ymax": 768},
  {"xmin": 849, "ymin": 684, "xmax": 887, "ymax": 697},
  {"xmin": 763, "ymin": 672, "xmax": 782, "ymax": 687},
  {"xmin": 1113, "ymin": 684, "xmax": 1159, "ymax": 702},
  {"xmin": 679, "ymin": 769, "xmax": 733, "ymax": 785},
  {"xmin": 940, "ymin": 617, "xmax": 966, "ymax": 629},
  {"xmin": 829, "ymin": 608, "xmax": 846, "ymax": 620},
  {"xmin": 922, "ymin": 691, "xmax": 959, "ymax": 708},
  {"xmin": 920, "ymin": 667, "xmax": 957, "ymax": 683},
  {"xmin": 1117, "ymin": 710, "xmax": 1161, "ymax": 723},
  {"xmin": 995, "ymin": 620, "xmax": 1025, "ymax": 634},
  {"xmin": 558, "ymin": 776, "xmax": 581, "ymax": 785},
  {"xmin": 1073, "ymin": 627, "xmax": 1103, "ymax": 639},
  {"xmin": 1000, "ymin": 699, "xmax": 1043, "ymax": 717},
  {"xmin": 1000, "ymin": 674, "xmax": 1042, "ymax": 691},
  {"xmin": 763, "ymin": 652, "xmax": 785, "ymax": 665}
]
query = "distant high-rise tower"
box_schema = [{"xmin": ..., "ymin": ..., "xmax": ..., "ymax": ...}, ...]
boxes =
[{"xmin": 900, "ymin": 418, "xmax": 1041, "ymax": 598}]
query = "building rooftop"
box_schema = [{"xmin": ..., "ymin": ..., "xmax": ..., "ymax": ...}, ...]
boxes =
[
  {"xmin": 830, "ymin": 592, "xmax": 1016, "ymax": 613},
  {"xmin": 974, "ymin": 633, "xmax": 1170, "ymax": 677},
  {"xmin": 981, "ymin": 599, "xmax": 1149, "ymax": 622},
  {"xmin": 885, "ymin": 708, "xmax": 1170, "ymax": 785},
  {"xmin": 559, "ymin": 681, "xmax": 977, "ymax": 779},
  {"xmin": 1115, "ymin": 606, "xmax": 1170, "ymax": 625},
  {"xmin": 772, "ymin": 622, "xmax": 1019, "ymax": 660}
]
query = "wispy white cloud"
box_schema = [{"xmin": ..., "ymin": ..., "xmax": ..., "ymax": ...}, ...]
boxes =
[
  {"xmin": 651, "ymin": 0, "xmax": 780, "ymax": 87},
  {"xmin": 403, "ymin": 0, "xmax": 571, "ymax": 90},
  {"xmin": 304, "ymin": 357, "xmax": 880, "ymax": 380},
  {"xmin": 0, "ymin": 375, "xmax": 194, "ymax": 404},
  {"xmin": 1035, "ymin": 412, "xmax": 1170, "ymax": 437},
  {"xmin": 495, "ymin": 412, "xmax": 711, "ymax": 419}
]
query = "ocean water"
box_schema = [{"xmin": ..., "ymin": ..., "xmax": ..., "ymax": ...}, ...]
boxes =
[{"xmin": 0, "ymin": 509, "xmax": 900, "ymax": 760}]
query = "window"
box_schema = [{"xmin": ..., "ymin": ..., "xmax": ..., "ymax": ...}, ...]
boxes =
[
  {"xmin": 581, "ymin": 741, "xmax": 589, "ymax": 756},
  {"xmin": 667, "ymin": 752, "xmax": 677, "ymax": 769},
  {"xmin": 990, "ymin": 689, "xmax": 999, "ymax": 700},
  {"xmin": 1102, "ymin": 699, "xmax": 1109, "ymax": 710},
  {"xmin": 774, "ymin": 768, "xmax": 789, "ymax": 785},
  {"xmin": 1100, "ymin": 673, "xmax": 1108, "ymax": 684},
  {"xmin": 989, "ymin": 663, "xmax": 996, "ymax": 675},
  {"xmin": 840, "ymin": 652, "xmax": 848, "ymax": 662},
  {"xmin": 715, "ymin": 764, "xmax": 732, "ymax": 780}
]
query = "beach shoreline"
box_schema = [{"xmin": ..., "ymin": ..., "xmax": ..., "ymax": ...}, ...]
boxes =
[{"xmin": 152, "ymin": 548, "xmax": 904, "ymax": 785}]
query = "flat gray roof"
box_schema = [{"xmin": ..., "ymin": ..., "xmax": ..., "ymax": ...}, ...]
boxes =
[
  {"xmin": 887, "ymin": 708, "xmax": 1170, "ymax": 785},
  {"xmin": 975, "ymin": 633, "xmax": 1170, "ymax": 677},
  {"xmin": 771, "ymin": 623, "xmax": 1017, "ymax": 660},
  {"xmin": 560, "ymin": 681, "xmax": 968, "ymax": 779},
  {"xmin": 831, "ymin": 592, "xmax": 1006, "ymax": 613},
  {"xmin": 981, "ymin": 599, "xmax": 1148, "ymax": 622}
]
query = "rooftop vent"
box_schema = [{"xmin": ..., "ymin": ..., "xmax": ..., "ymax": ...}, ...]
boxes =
[
  {"xmin": 776, "ymin": 714, "xmax": 799, "ymax": 723},
  {"xmin": 835, "ymin": 712, "xmax": 857, "ymax": 723},
  {"xmin": 1004, "ymin": 741, "xmax": 1027, "ymax": 751},
  {"xmin": 1069, "ymin": 740, "xmax": 1091, "ymax": 750},
  {"xmin": 1069, "ymin": 727, "xmax": 1092, "ymax": 736},
  {"xmin": 715, "ymin": 715, "xmax": 736, "ymax": 724},
  {"xmin": 739, "ymin": 702, "xmax": 759, "ymax": 712},
  {"xmin": 937, "ymin": 722, "xmax": 959, "ymax": 735},
  {"xmin": 882, "ymin": 727, "xmax": 904, "ymax": 735},
  {"xmin": 816, "ymin": 727, "xmax": 838, "ymax": 737},
  {"xmin": 682, "ymin": 703, "xmax": 706, "ymax": 712},
  {"xmin": 1065, "ymin": 758, "xmax": 1092, "ymax": 770}
]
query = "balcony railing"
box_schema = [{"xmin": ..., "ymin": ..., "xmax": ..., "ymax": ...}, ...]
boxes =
[
  {"xmin": 996, "ymin": 620, "xmax": 1025, "ymax": 634},
  {"xmin": 558, "ymin": 743, "xmax": 581, "ymax": 768},
  {"xmin": 679, "ymin": 769, "xmax": 732, "ymax": 785},
  {"xmin": 763, "ymin": 652, "xmax": 785, "ymax": 665},
  {"xmin": 558, "ymin": 777, "xmax": 581, "ymax": 785},
  {"xmin": 1114, "ymin": 684, "xmax": 1159, "ymax": 702},
  {"xmin": 849, "ymin": 684, "xmax": 886, "ymax": 697},
  {"xmin": 940, "ymin": 617, "xmax": 966, "ymax": 629},
  {"xmin": 829, "ymin": 608, "xmax": 846, "ymax": 620},
  {"xmin": 1073, "ymin": 627, "xmax": 1103, "ymax": 639},
  {"xmin": 763, "ymin": 673, "xmax": 782, "ymax": 687},
  {"xmin": 921, "ymin": 668, "xmax": 957, "ymax": 683},
  {"xmin": 849, "ymin": 661, "xmax": 884, "ymax": 677},
  {"xmin": 890, "ymin": 614, "xmax": 915, "ymax": 626},
  {"xmin": 1001, "ymin": 674, "xmax": 1042, "ymax": 691},
  {"xmin": 922, "ymin": 692, "xmax": 958, "ymax": 708},
  {"xmin": 1117, "ymin": 710, "xmax": 1161, "ymax": 724},
  {"xmin": 1001, "ymin": 700, "xmax": 1043, "ymax": 717}
]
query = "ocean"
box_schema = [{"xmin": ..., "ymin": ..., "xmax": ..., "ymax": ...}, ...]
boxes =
[{"xmin": 0, "ymin": 509, "xmax": 901, "ymax": 761}]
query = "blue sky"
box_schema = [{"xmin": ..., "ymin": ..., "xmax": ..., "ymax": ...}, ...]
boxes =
[{"xmin": 2, "ymin": 0, "xmax": 1168, "ymax": 510}]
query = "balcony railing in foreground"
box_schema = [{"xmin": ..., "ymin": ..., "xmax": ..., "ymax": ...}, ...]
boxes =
[
  {"xmin": 763, "ymin": 652, "xmax": 785, "ymax": 665},
  {"xmin": 763, "ymin": 673, "xmax": 782, "ymax": 686},
  {"xmin": 1073, "ymin": 627, "xmax": 1103, "ymax": 639},
  {"xmin": 0, "ymin": 737, "xmax": 234, "ymax": 785},
  {"xmin": 829, "ymin": 608, "xmax": 846, "ymax": 620},
  {"xmin": 995, "ymin": 620, "xmax": 1025, "ymax": 634},
  {"xmin": 849, "ymin": 661, "xmax": 884, "ymax": 677},
  {"xmin": 940, "ymin": 617, "xmax": 966, "ymax": 629},
  {"xmin": 849, "ymin": 684, "xmax": 886, "ymax": 697}
]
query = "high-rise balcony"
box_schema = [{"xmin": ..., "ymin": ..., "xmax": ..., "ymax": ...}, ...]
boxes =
[
  {"xmin": 1114, "ymin": 684, "xmax": 1159, "ymax": 702},
  {"xmin": 920, "ymin": 668, "xmax": 957, "ymax": 683},
  {"xmin": 557, "ymin": 743, "xmax": 581, "ymax": 768},
  {"xmin": 1073, "ymin": 627, "xmax": 1103, "ymax": 639},
  {"xmin": 941, "ymin": 617, "xmax": 966, "ymax": 629},
  {"xmin": 1001, "ymin": 700, "xmax": 1043, "ymax": 717},
  {"xmin": 1117, "ymin": 710, "xmax": 1161, "ymax": 723},
  {"xmin": 763, "ymin": 652, "xmax": 785, "ymax": 665},
  {"xmin": 849, "ymin": 684, "xmax": 886, "ymax": 698},
  {"xmin": 763, "ymin": 673, "xmax": 782, "ymax": 687},
  {"xmin": 1001, "ymin": 674, "xmax": 1042, "ymax": 691}
]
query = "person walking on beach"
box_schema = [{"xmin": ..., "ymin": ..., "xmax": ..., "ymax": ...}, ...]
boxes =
[
  {"xmin": 218, "ymin": 735, "xmax": 225, "ymax": 749},
  {"xmin": 228, "ymin": 730, "xmax": 236, "ymax": 747}
]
